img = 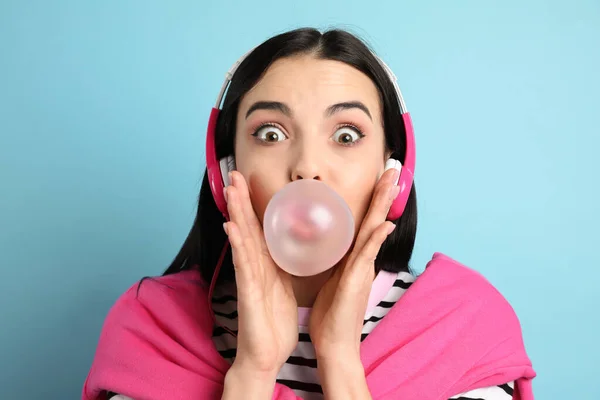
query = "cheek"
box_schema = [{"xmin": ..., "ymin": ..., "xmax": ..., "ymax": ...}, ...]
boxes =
[
  {"xmin": 339, "ymin": 172, "xmax": 378, "ymax": 234},
  {"xmin": 246, "ymin": 173, "xmax": 281, "ymax": 224},
  {"xmin": 234, "ymin": 139, "xmax": 283, "ymax": 224}
]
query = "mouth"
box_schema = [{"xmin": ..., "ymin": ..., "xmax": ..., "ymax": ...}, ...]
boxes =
[
  {"xmin": 287, "ymin": 218, "xmax": 318, "ymax": 241},
  {"xmin": 284, "ymin": 203, "xmax": 322, "ymax": 242}
]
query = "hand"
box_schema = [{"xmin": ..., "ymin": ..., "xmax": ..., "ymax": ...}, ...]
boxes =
[
  {"xmin": 309, "ymin": 167, "xmax": 400, "ymax": 363},
  {"xmin": 223, "ymin": 171, "xmax": 298, "ymax": 377}
]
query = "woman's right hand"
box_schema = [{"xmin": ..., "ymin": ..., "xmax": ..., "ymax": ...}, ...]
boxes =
[{"xmin": 222, "ymin": 171, "xmax": 298, "ymax": 383}]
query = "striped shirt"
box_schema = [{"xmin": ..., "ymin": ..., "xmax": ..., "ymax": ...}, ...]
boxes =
[{"xmin": 210, "ymin": 271, "xmax": 515, "ymax": 400}]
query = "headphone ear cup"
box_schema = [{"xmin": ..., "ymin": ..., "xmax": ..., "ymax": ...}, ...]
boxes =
[
  {"xmin": 384, "ymin": 158, "xmax": 402, "ymax": 185},
  {"xmin": 386, "ymin": 158, "xmax": 408, "ymax": 221},
  {"xmin": 227, "ymin": 156, "xmax": 237, "ymax": 174},
  {"xmin": 219, "ymin": 156, "xmax": 236, "ymax": 187}
]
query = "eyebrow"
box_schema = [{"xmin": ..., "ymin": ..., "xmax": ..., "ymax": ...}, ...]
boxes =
[
  {"xmin": 326, "ymin": 101, "xmax": 372, "ymax": 120},
  {"xmin": 245, "ymin": 100, "xmax": 372, "ymax": 120},
  {"xmin": 246, "ymin": 101, "xmax": 292, "ymax": 119}
]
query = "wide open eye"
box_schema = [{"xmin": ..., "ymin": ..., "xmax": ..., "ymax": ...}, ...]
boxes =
[
  {"xmin": 331, "ymin": 125, "xmax": 365, "ymax": 146},
  {"xmin": 252, "ymin": 124, "xmax": 288, "ymax": 143}
]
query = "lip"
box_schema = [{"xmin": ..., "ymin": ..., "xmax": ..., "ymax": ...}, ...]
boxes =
[
  {"xmin": 287, "ymin": 217, "xmax": 318, "ymax": 241},
  {"xmin": 284, "ymin": 203, "xmax": 320, "ymax": 241}
]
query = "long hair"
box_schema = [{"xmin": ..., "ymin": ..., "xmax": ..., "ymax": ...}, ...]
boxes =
[{"xmin": 163, "ymin": 27, "xmax": 417, "ymax": 285}]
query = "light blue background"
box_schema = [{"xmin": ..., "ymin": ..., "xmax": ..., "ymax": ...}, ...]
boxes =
[{"xmin": 1, "ymin": 0, "xmax": 598, "ymax": 398}]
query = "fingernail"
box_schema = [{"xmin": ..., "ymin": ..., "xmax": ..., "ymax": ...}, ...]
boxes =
[
  {"xmin": 223, "ymin": 187, "xmax": 228, "ymax": 202},
  {"xmin": 387, "ymin": 223, "xmax": 396, "ymax": 235},
  {"xmin": 389, "ymin": 184, "xmax": 400, "ymax": 200},
  {"xmin": 223, "ymin": 222, "xmax": 228, "ymax": 235},
  {"xmin": 228, "ymin": 171, "xmax": 233, "ymax": 184}
]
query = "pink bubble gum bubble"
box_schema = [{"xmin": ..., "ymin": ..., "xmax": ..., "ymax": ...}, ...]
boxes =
[{"xmin": 263, "ymin": 180, "xmax": 355, "ymax": 277}]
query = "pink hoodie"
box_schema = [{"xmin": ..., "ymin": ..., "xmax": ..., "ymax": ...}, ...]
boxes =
[{"xmin": 82, "ymin": 253, "xmax": 535, "ymax": 399}]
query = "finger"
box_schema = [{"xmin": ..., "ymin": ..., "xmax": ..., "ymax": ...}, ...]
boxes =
[
  {"xmin": 227, "ymin": 186, "xmax": 263, "ymax": 272},
  {"xmin": 230, "ymin": 172, "xmax": 267, "ymax": 243},
  {"xmin": 353, "ymin": 168, "xmax": 400, "ymax": 252},
  {"xmin": 225, "ymin": 182, "xmax": 251, "ymax": 241},
  {"xmin": 225, "ymin": 221, "xmax": 263, "ymax": 297},
  {"xmin": 346, "ymin": 221, "xmax": 396, "ymax": 284},
  {"xmin": 230, "ymin": 171, "xmax": 272, "ymax": 256},
  {"xmin": 223, "ymin": 222, "xmax": 250, "ymax": 279}
]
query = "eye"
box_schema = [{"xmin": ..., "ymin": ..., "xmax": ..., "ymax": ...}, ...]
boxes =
[
  {"xmin": 331, "ymin": 125, "xmax": 365, "ymax": 146},
  {"xmin": 251, "ymin": 124, "xmax": 287, "ymax": 143}
]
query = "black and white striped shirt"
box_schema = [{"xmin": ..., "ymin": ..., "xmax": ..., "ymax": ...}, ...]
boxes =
[{"xmin": 210, "ymin": 271, "xmax": 515, "ymax": 400}]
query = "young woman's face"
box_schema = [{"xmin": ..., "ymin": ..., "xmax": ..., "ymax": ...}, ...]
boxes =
[{"xmin": 234, "ymin": 55, "xmax": 388, "ymax": 233}]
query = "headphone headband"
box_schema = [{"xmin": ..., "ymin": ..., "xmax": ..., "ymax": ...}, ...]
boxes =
[
  {"xmin": 214, "ymin": 47, "xmax": 409, "ymax": 114},
  {"xmin": 213, "ymin": 47, "xmax": 257, "ymax": 109}
]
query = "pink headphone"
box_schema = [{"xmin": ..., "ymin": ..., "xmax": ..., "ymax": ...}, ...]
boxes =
[{"xmin": 205, "ymin": 48, "xmax": 415, "ymax": 222}]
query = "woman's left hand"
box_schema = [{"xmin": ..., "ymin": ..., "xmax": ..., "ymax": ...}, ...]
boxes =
[{"xmin": 308, "ymin": 167, "xmax": 400, "ymax": 396}]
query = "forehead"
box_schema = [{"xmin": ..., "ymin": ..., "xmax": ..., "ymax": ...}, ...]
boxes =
[{"xmin": 240, "ymin": 55, "xmax": 382, "ymax": 114}]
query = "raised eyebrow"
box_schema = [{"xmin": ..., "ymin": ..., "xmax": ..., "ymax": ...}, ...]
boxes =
[
  {"xmin": 326, "ymin": 101, "xmax": 372, "ymax": 120},
  {"xmin": 245, "ymin": 100, "xmax": 373, "ymax": 121},
  {"xmin": 245, "ymin": 101, "xmax": 292, "ymax": 119}
]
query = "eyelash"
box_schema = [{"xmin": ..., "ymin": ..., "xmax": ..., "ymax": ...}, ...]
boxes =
[
  {"xmin": 335, "ymin": 124, "xmax": 365, "ymax": 147},
  {"xmin": 250, "ymin": 123, "xmax": 286, "ymax": 145},
  {"xmin": 250, "ymin": 122, "xmax": 366, "ymax": 146}
]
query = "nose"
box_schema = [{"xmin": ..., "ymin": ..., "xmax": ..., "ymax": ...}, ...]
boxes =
[
  {"xmin": 292, "ymin": 166, "xmax": 321, "ymax": 181},
  {"xmin": 290, "ymin": 146, "xmax": 322, "ymax": 181}
]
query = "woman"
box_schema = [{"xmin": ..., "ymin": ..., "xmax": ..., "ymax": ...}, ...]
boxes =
[{"xmin": 83, "ymin": 27, "xmax": 536, "ymax": 400}]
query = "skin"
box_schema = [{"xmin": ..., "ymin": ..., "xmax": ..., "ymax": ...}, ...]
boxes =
[{"xmin": 221, "ymin": 54, "xmax": 401, "ymax": 400}]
